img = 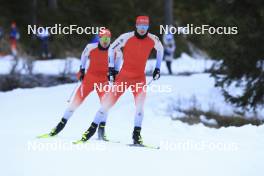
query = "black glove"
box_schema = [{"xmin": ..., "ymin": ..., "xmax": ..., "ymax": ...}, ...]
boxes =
[
  {"xmin": 107, "ymin": 67, "xmax": 119, "ymax": 82},
  {"xmin": 153, "ymin": 68, "xmax": 160, "ymax": 80},
  {"xmin": 79, "ymin": 68, "xmax": 85, "ymax": 81}
]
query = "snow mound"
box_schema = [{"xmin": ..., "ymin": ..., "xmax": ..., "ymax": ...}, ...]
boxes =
[{"xmin": 200, "ymin": 115, "xmax": 218, "ymax": 126}]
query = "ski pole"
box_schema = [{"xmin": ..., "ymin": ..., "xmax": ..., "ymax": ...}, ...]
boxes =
[
  {"xmin": 147, "ymin": 78, "xmax": 154, "ymax": 86},
  {"xmin": 80, "ymin": 84, "xmax": 84, "ymax": 98},
  {"xmin": 67, "ymin": 81, "xmax": 81, "ymax": 103}
]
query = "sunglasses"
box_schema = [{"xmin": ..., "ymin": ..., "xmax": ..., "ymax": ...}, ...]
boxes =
[
  {"xmin": 136, "ymin": 25, "xmax": 149, "ymax": 31},
  {"xmin": 100, "ymin": 36, "xmax": 110, "ymax": 42}
]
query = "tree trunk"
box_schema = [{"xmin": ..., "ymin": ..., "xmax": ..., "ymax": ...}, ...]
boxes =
[
  {"xmin": 32, "ymin": 0, "xmax": 37, "ymax": 25},
  {"xmin": 48, "ymin": 0, "xmax": 58, "ymax": 10},
  {"xmin": 164, "ymin": 0, "xmax": 173, "ymax": 25}
]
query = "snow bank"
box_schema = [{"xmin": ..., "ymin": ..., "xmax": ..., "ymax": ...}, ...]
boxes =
[
  {"xmin": 146, "ymin": 53, "xmax": 215, "ymax": 74},
  {"xmin": 0, "ymin": 55, "xmax": 14, "ymax": 74},
  {"xmin": 0, "ymin": 56, "xmax": 80, "ymax": 75},
  {"xmin": 32, "ymin": 57, "xmax": 80, "ymax": 75},
  {"xmin": 153, "ymin": 74, "xmax": 264, "ymax": 119},
  {"xmin": 0, "ymin": 53, "xmax": 215, "ymax": 75},
  {"xmin": 200, "ymin": 115, "xmax": 218, "ymax": 126}
]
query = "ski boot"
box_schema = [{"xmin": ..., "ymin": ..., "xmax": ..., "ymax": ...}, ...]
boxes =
[
  {"xmin": 132, "ymin": 127, "xmax": 143, "ymax": 145},
  {"xmin": 38, "ymin": 118, "xmax": 68, "ymax": 138},
  {"xmin": 49, "ymin": 118, "xmax": 68, "ymax": 136},
  {"xmin": 97, "ymin": 122, "xmax": 108, "ymax": 141},
  {"xmin": 80, "ymin": 122, "xmax": 98, "ymax": 142}
]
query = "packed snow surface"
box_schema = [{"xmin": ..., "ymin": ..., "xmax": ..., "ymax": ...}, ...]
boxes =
[{"xmin": 0, "ymin": 75, "xmax": 263, "ymax": 176}]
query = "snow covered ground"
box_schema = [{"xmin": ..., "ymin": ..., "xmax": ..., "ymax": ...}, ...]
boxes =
[
  {"xmin": 0, "ymin": 54, "xmax": 263, "ymax": 175},
  {"xmin": 0, "ymin": 75, "xmax": 263, "ymax": 176}
]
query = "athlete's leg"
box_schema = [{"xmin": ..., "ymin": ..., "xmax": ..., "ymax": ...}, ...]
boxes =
[
  {"xmin": 63, "ymin": 80, "xmax": 94, "ymax": 120},
  {"xmin": 131, "ymin": 77, "xmax": 146, "ymax": 144},
  {"xmin": 131, "ymin": 78, "xmax": 146, "ymax": 127},
  {"xmin": 92, "ymin": 75, "xmax": 128, "ymax": 124},
  {"xmin": 49, "ymin": 76, "xmax": 94, "ymax": 136},
  {"xmin": 95, "ymin": 81, "xmax": 112, "ymax": 140},
  {"xmin": 80, "ymin": 75, "xmax": 128, "ymax": 141},
  {"xmin": 80, "ymin": 91, "xmax": 125, "ymax": 141},
  {"xmin": 48, "ymin": 78, "xmax": 94, "ymax": 136},
  {"xmin": 95, "ymin": 81, "xmax": 108, "ymax": 124}
]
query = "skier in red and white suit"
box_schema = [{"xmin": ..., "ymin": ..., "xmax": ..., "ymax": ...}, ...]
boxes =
[
  {"xmin": 42, "ymin": 29, "xmax": 122, "ymax": 139},
  {"xmin": 78, "ymin": 16, "xmax": 164, "ymax": 144}
]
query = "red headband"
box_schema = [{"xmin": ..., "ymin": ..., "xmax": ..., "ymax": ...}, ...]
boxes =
[
  {"xmin": 136, "ymin": 16, "xmax": 149, "ymax": 25},
  {"xmin": 99, "ymin": 29, "xmax": 111, "ymax": 38}
]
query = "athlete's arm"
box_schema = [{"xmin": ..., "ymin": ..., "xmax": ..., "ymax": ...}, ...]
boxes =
[
  {"xmin": 114, "ymin": 50, "xmax": 123, "ymax": 71},
  {"xmin": 80, "ymin": 44, "xmax": 90, "ymax": 70},
  {"xmin": 150, "ymin": 34, "xmax": 164, "ymax": 69},
  {"xmin": 108, "ymin": 32, "xmax": 133, "ymax": 68},
  {"xmin": 80, "ymin": 43, "xmax": 97, "ymax": 70},
  {"xmin": 149, "ymin": 34, "xmax": 164, "ymax": 80}
]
